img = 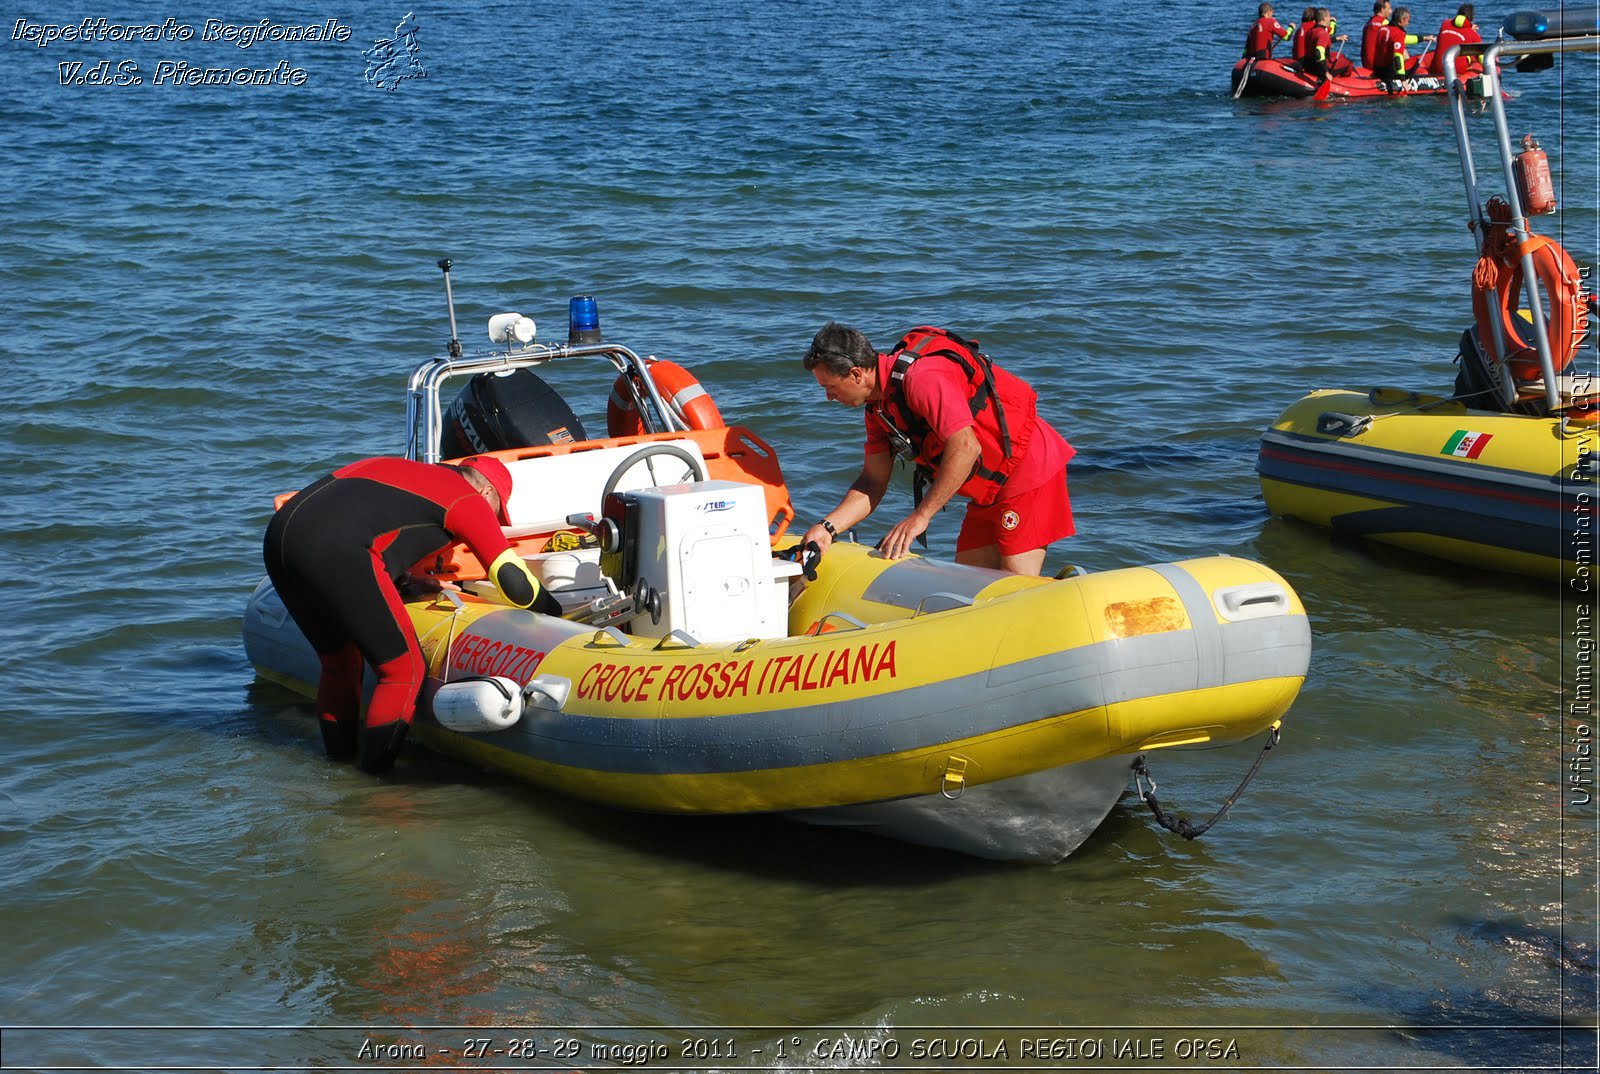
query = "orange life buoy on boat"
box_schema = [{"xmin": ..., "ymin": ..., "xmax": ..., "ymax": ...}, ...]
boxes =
[
  {"xmin": 1513, "ymin": 134, "xmax": 1557, "ymax": 216},
  {"xmin": 1470, "ymin": 198, "xmax": 1589, "ymax": 382},
  {"xmin": 606, "ymin": 359, "xmax": 725, "ymax": 437}
]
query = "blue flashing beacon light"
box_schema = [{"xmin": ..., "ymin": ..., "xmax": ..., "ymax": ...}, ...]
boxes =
[
  {"xmin": 1506, "ymin": 10, "xmax": 1548, "ymax": 37},
  {"xmin": 569, "ymin": 295, "xmax": 602, "ymax": 344}
]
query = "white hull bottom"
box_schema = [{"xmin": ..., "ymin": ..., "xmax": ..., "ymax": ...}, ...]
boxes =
[{"xmin": 784, "ymin": 754, "xmax": 1137, "ymax": 863}]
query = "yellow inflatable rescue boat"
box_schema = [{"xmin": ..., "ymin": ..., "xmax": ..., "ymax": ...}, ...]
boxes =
[
  {"xmin": 246, "ymin": 293, "xmax": 1310, "ymax": 861},
  {"xmin": 1258, "ymin": 37, "xmax": 1597, "ymax": 582},
  {"xmin": 1260, "ymin": 386, "xmax": 1591, "ymax": 578}
]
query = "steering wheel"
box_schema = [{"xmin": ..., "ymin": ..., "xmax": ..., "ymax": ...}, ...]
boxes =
[{"xmin": 600, "ymin": 444, "xmax": 708, "ymax": 505}]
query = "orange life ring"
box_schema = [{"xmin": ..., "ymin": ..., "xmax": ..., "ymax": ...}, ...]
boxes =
[
  {"xmin": 606, "ymin": 359, "xmax": 725, "ymax": 437},
  {"xmin": 1470, "ymin": 201, "xmax": 1589, "ymax": 382}
]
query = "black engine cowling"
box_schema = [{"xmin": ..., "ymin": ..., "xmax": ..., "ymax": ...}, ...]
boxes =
[{"xmin": 438, "ymin": 369, "xmax": 587, "ymax": 459}]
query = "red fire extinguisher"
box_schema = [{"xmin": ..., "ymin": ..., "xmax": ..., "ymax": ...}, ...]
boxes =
[{"xmin": 1513, "ymin": 133, "xmax": 1557, "ymax": 215}]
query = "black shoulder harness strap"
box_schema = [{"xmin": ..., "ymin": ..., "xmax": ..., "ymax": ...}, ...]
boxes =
[{"xmin": 885, "ymin": 328, "xmax": 1013, "ymax": 459}]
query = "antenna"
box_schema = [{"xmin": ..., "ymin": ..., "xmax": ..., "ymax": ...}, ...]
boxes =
[{"xmin": 437, "ymin": 258, "xmax": 462, "ymax": 358}]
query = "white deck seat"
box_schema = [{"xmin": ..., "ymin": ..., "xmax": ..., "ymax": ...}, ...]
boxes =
[{"xmin": 500, "ymin": 440, "xmax": 707, "ymax": 533}]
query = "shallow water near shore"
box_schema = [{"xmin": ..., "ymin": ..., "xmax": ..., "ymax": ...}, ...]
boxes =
[{"xmin": 1, "ymin": 2, "xmax": 1596, "ymax": 1070}]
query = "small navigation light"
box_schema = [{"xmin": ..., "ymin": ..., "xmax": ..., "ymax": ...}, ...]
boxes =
[
  {"xmin": 487, "ymin": 313, "xmax": 537, "ymax": 345},
  {"xmin": 569, "ymin": 295, "xmax": 602, "ymax": 344}
]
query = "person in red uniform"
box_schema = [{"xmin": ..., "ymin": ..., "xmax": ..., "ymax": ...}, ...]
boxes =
[
  {"xmin": 801, "ymin": 322, "xmax": 1075, "ymax": 577},
  {"xmin": 1244, "ymin": 2, "xmax": 1295, "ymax": 59},
  {"xmin": 1301, "ymin": 8, "xmax": 1350, "ymax": 79},
  {"xmin": 1361, "ymin": 0, "xmax": 1393, "ymax": 72},
  {"xmin": 1291, "ymin": 6, "xmax": 1318, "ymax": 61},
  {"xmin": 262, "ymin": 455, "xmax": 561, "ymax": 773},
  {"xmin": 1373, "ymin": 6, "xmax": 1435, "ymax": 79},
  {"xmin": 1327, "ymin": 12, "xmax": 1358, "ymax": 74},
  {"xmin": 1428, "ymin": 3, "xmax": 1481, "ymax": 76}
]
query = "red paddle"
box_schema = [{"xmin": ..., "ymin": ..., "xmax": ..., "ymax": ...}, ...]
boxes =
[{"xmin": 1312, "ymin": 40, "xmax": 1345, "ymax": 99}]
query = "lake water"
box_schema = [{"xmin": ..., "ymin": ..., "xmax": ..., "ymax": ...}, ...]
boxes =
[{"xmin": 1, "ymin": 2, "xmax": 1596, "ymax": 1071}]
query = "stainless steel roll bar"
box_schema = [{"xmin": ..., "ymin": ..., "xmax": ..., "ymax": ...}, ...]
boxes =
[
  {"xmin": 404, "ymin": 341, "xmax": 686, "ymax": 463},
  {"xmin": 1445, "ymin": 36, "xmax": 1597, "ymax": 410}
]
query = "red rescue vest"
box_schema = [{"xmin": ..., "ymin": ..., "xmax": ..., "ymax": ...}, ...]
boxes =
[{"xmin": 870, "ymin": 327, "xmax": 1039, "ymax": 507}]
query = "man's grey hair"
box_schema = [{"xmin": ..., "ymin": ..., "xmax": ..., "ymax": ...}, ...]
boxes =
[{"xmin": 802, "ymin": 321, "xmax": 876, "ymax": 376}]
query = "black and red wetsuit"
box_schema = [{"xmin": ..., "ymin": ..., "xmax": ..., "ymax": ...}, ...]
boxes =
[
  {"xmin": 263, "ymin": 456, "xmax": 555, "ymax": 771},
  {"xmin": 1302, "ymin": 23, "xmax": 1334, "ymax": 76},
  {"xmin": 1372, "ymin": 21, "xmax": 1425, "ymax": 78}
]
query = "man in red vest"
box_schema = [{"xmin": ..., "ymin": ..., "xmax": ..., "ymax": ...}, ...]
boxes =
[
  {"xmin": 1244, "ymin": 2, "xmax": 1295, "ymax": 59},
  {"xmin": 1373, "ymin": 6, "xmax": 1435, "ymax": 79},
  {"xmin": 263, "ymin": 455, "xmax": 561, "ymax": 772},
  {"xmin": 801, "ymin": 322, "xmax": 1075, "ymax": 576},
  {"xmin": 1301, "ymin": 8, "xmax": 1350, "ymax": 79},
  {"xmin": 1429, "ymin": 3, "xmax": 1482, "ymax": 76}
]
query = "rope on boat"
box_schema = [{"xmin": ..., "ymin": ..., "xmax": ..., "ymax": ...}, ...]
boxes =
[
  {"xmin": 415, "ymin": 587, "xmax": 468, "ymax": 673},
  {"xmin": 1131, "ymin": 722, "xmax": 1281, "ymax": 841}
]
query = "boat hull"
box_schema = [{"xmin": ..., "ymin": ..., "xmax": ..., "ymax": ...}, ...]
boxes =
[
  {"xmin": 1258, "ymin": 387, "xmax": 1595, "ymax": 578},
  {"xmin": 785, "ymin": 754, "xmax": 1137, "ymax": 863},
  {"xmin": 1231, "ymin": 57, "xmax": 1450, "ymax": 99},
  {"xmin": 245, "ymin": 544, "xmax": 1309, "ymax": 859}
]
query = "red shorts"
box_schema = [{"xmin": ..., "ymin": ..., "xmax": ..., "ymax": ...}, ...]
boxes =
[{"xmin": 956, "ymin": 474, "xmax": 1075, "ymax": 556}]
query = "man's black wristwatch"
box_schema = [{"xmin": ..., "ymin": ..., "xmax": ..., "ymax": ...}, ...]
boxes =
[{"xmin": 818, "ymin": 518, "xmax": 837, "ymax": 537}]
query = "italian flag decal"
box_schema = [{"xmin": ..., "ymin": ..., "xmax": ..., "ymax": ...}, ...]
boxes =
[{"xmin": 1442, "ymin": 429, "xmax": 1494, "ymax": 459}]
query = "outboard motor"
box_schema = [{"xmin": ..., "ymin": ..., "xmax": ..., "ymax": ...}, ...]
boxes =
[{"xmin": 438, "ymin": 369, "xmax": 587, "ymax": 459}]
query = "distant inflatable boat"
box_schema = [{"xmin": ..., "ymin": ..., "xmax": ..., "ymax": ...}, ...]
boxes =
[{"xmin": 1231, "ymin": 56, "xmax": 1452, "ymax": 98}]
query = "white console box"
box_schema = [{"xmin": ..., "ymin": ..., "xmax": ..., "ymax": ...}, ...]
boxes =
[{"xmin": 626, "ymin": 480, "xmax": 796, "ymax": 643}]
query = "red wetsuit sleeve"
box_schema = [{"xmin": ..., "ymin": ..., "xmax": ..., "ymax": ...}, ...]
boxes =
[
  {"xmin": 443, "ymin": 492, "xmax": 548, "ymax": 610},
  {"xmin": 1373, "ymin": 24, "xmax": 1397, "ymax": 69},
  {"xmin": 442, "ymin": 493, "xmax": 512, "ymax": 568}
]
